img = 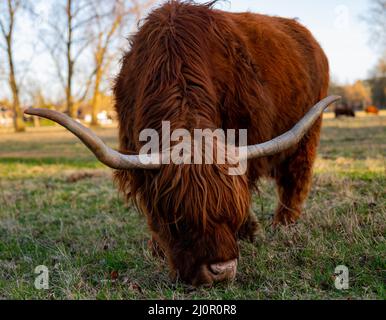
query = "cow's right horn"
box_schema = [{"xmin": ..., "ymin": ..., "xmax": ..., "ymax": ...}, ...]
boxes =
[
  {"xmin": 24, "ymin": 108, "xmax": 161, "ymax": 170},
  {"xmin": 242, "ymin": 95, "xmax": 341, "ymax": 160}
]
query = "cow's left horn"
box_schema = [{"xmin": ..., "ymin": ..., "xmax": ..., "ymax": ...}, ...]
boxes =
[
  {"xmin": 243, "ymin": 95, "xmax": 341, "ymax": 160},
  {"xmin": 24, "ymin": 108, "xmax": 161, "ymax": 170}
]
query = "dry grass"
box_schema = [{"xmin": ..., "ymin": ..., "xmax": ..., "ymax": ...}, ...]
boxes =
[{"xmin": 0, "ymin": 114, "xmax": 385, "ymax": 299}]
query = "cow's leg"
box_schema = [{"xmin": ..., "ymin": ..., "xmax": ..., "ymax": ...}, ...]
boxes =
[
  {"xmin": 273, "ymin": 120, "xmax": 321, "ymax": 225},
  {"xmin": 238, "ymin": 210, "xmax": 259, "ymax": 242},
  {"xmin": 148, "ymin": 235, "xmax": 165, "ymax": 258}
]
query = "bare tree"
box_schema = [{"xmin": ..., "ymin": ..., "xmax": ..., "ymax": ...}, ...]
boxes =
[
  {"xmin": 88, "ymin": 0, "xmax": 154, "ymax": 126},
  {"xmin": 369, "ymin": 56, "xmax": 386, "ymax": 107},
  {"xmin": 364, "ymin": 0, "xmax": 386, "ymax": 52},
  {"xmin": 363, "ymin": 1, "xmax": 386, "ymax": 107},
  {"xmin": 0, "ymin": 0, "xmax": 26, "ymax": 132},
  {"xmin": 41, "ymin": 0, "xmax": 97, "ymax": 118}
]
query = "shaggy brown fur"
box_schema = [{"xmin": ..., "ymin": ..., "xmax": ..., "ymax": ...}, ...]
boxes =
[{"xmin": 114, "ymin": 0, "xmax": 329, "ymax": 285}]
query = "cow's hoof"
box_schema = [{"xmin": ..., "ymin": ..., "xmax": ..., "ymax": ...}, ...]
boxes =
[{"xmin": 272, "ymin": 209, "xmax": 300, "ymax": 227}]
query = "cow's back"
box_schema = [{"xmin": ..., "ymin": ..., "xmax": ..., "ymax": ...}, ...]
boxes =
[
  {"xmin": 203, "ymin": 9, "xmax": 329, "ymax": 179},
  {"xmin": 216, "ymin": 10, "xmax": 329, "ymax": 135}
]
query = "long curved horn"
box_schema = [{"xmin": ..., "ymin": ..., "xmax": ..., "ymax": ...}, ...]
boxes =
[
  {"xmin": 24, "ymin": 108, "xmax": 161, "ymax": 170},
  {"xmin": 243, "ymin": 95, "xmax": 341, "ymax": 160},
  {"xmin": 25, "ymin": 95, "xmax": 340, "ymax": 168}
]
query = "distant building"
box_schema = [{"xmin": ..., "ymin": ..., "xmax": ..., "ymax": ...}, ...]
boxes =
[{"xmin": 84, "ymin": 110, "xmax": 114, "ymax": 125}]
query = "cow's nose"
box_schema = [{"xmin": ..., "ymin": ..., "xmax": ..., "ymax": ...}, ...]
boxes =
[{"xmin": 208, "ymin": 259, "xmax": 238, "ymax": 282}]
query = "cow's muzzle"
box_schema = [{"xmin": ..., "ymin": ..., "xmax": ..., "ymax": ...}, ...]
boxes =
[
  {"xmin": 209, "ymin": 259, "xmax": 238, "ymax": 281},
  {"xmin": 194, "ymin": 259, "xmax": 238, "ymax": 286}
]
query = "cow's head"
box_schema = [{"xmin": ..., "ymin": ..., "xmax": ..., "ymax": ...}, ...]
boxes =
[
  {"xmin": 24, "ymin": 95, "xmax": 339, "ymax": 286},
  {"xmin": 119, "ymin": 159, "xmax": 251, "ymax": 286}
]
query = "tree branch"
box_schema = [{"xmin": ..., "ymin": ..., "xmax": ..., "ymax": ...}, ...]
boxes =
[{"xmin": 0, "ymin": 19, "xmax": 7, "ymax": 38}]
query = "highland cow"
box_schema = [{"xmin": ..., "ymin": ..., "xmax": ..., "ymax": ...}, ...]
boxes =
[
  {"xmin": 335, "ymin": 103, "xmax": 355, "ymax": 118},
  {"xmin": 25, "ymin": 1, "xmax": 339, "ymax": 286}
]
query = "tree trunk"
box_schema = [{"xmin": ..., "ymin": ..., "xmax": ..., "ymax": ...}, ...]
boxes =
[
  {"xmin": 90, "ymin": 63, "xmax": 103, "ymax": 126},
  {"xmin": 33, "ymin": 116, "xmax": 40, "ymax": 127},
  {"xmin": 66, "ymin": 0, "xmax": 75, "ymax": 118},
  {"xmin": 90, "ymin": 16, "xmax": 121, "ymax": 126},
  {"xmin": 9, "ymin": 69, "xmax": 25, "ymax": 132},
  {"xmin": 66, "ymin": 61, "xmax": 75, "ymax": 118},
  {"xmin": 6, "ymin": 32, "xmax": 25, "ymax": 132}
]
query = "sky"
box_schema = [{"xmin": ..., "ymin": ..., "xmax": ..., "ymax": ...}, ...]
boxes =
[{"xmin": 0, "ymin": 0, "xmax": 381, "ymax": 102}]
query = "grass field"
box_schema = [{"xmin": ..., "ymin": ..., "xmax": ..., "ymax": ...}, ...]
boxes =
[{"xmin": 0, "ymin": 113, "xmax": 385, "ymax": 300}]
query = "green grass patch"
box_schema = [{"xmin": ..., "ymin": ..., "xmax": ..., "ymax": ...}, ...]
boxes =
[{"xmin": 0, "ymin": 118, "xmax": 385, "ymax": 299}]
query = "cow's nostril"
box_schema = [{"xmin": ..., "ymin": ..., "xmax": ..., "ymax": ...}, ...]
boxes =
[
  {"xmin": 208, "ymin": 259, "xmax": 237, "ymax": 280},
  {"xmin": 193, "ymin": 260, "xmax": 238, "ymax": 286}
]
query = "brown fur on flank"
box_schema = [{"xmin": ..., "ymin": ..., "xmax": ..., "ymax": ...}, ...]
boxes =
[{"xmin": 114, "ymin": 1, "xmax": 329, "ymax": 285}]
